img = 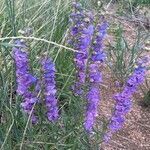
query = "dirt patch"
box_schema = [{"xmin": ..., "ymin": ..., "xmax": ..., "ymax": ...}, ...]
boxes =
[{"xmin": 101, "ymin": 91, "xmax": 150, "ymax": 150}]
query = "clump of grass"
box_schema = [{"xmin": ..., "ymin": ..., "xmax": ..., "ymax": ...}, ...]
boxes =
[{"xmin": 107, "ymin": 24, "xmax": 147, "ymax": 83}]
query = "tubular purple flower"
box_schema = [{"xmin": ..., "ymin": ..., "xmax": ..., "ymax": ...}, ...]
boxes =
[
  {"xmin": 13, "ymin": 39, "xmax": 38, "ymax": 124},
  {"xmin": 91, "ymin": 21, "xmax": 108, "ymax": 62},
  {"xmin": 41, "ymin": 57, "xmax": 59, "ymax": 122},
  {"xmin": 105, "ymin": 64, "xmax": 146, "ymax": 142},
  {"xmin": 84, "ymin": 83, "xmax": 100, "ymax": 132},
  {"xmin": 84, "ymin": 20, "xmax": 108, "ymax": 132},
  {"xmin": 69, "ymin": 2, "xmax": 94, "ymax": 95},
  {"xmin": 13, "ymin": 41, "xmax": 36, "ymax": 95}
]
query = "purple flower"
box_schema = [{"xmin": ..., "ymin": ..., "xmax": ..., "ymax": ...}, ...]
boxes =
[
  {"xmin": 109, "ymin": 115, "xmax": 125, "ymax": 131},
  {"xmin": 89, "ymin": 71, "xmax": 102, "ymax": 83},
  {"xmin": 68, "ymin": 2, "xmax": 94, "ymax": 96},
  {"xmin": 13, "ymin": 40, "xmax": 38, "ymax": 124},
  {"xmin": 84, "ymin": 87, "xmax": 100, "ymax": 132},
  {"xmin": 91, "ymin": 52, "xmax": 106, "ymax": 62},
  {"xmin": 20, "ymin": 94, "xmax": 38, "ymax": 125},
  {"xmin": 84, "ymin": 20, "xmax": 108, "ymax": 132},
  {"xmin": 105, "ymin": 64, "xmax": 146, "ymax": 142},
  {"xmin": 41, "ymin": 57, "xmax": 59, "ymax": 122},
  {"xmin": 83, "ymin": 24, "xmax": 95, "ymax": 35},
  {"xmin": 12, "ymin": 41, "xmax": 35, "ymax": 95},
  {"xmin": 91, "ymin": 22, "xmax": 108, "ymax": 62},
  {"xmin": 113, "ymin": 92, "xmax": 132, "ymax": 117}
]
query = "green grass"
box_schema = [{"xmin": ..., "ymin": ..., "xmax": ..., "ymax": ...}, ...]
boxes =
[{"xmin": 107, "ymin": 24, "xmax": 148, "ymax": 83}]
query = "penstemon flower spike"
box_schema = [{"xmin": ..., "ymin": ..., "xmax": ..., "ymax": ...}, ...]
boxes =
[
  {"xmin": 69, "ymin": 2, "xmax": 94, "ymax": 96},
  {"xmin": 13, "ymin": 39, "xmax": 39, "ymax": 124},
  {"xmin": 104, "ymin": 63, "xmax": 146, "ymax": 142},
  {"xmin": 41, "ymin": 57, "xmax": 59, "ymax": 122},
  {"xmin": 84, "ymin": 19, "xmax": 108, "ymax": 132}
]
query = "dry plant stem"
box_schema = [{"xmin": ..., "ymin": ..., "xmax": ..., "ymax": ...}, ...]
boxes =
[{"xmin": 0, "ymin": 36, "xmax": 83, "ymax": 53}]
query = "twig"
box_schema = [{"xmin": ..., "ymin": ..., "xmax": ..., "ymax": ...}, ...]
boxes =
[{"xmin": 0, "ymin": 36, "xmax": 83, "ymax": 53}]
